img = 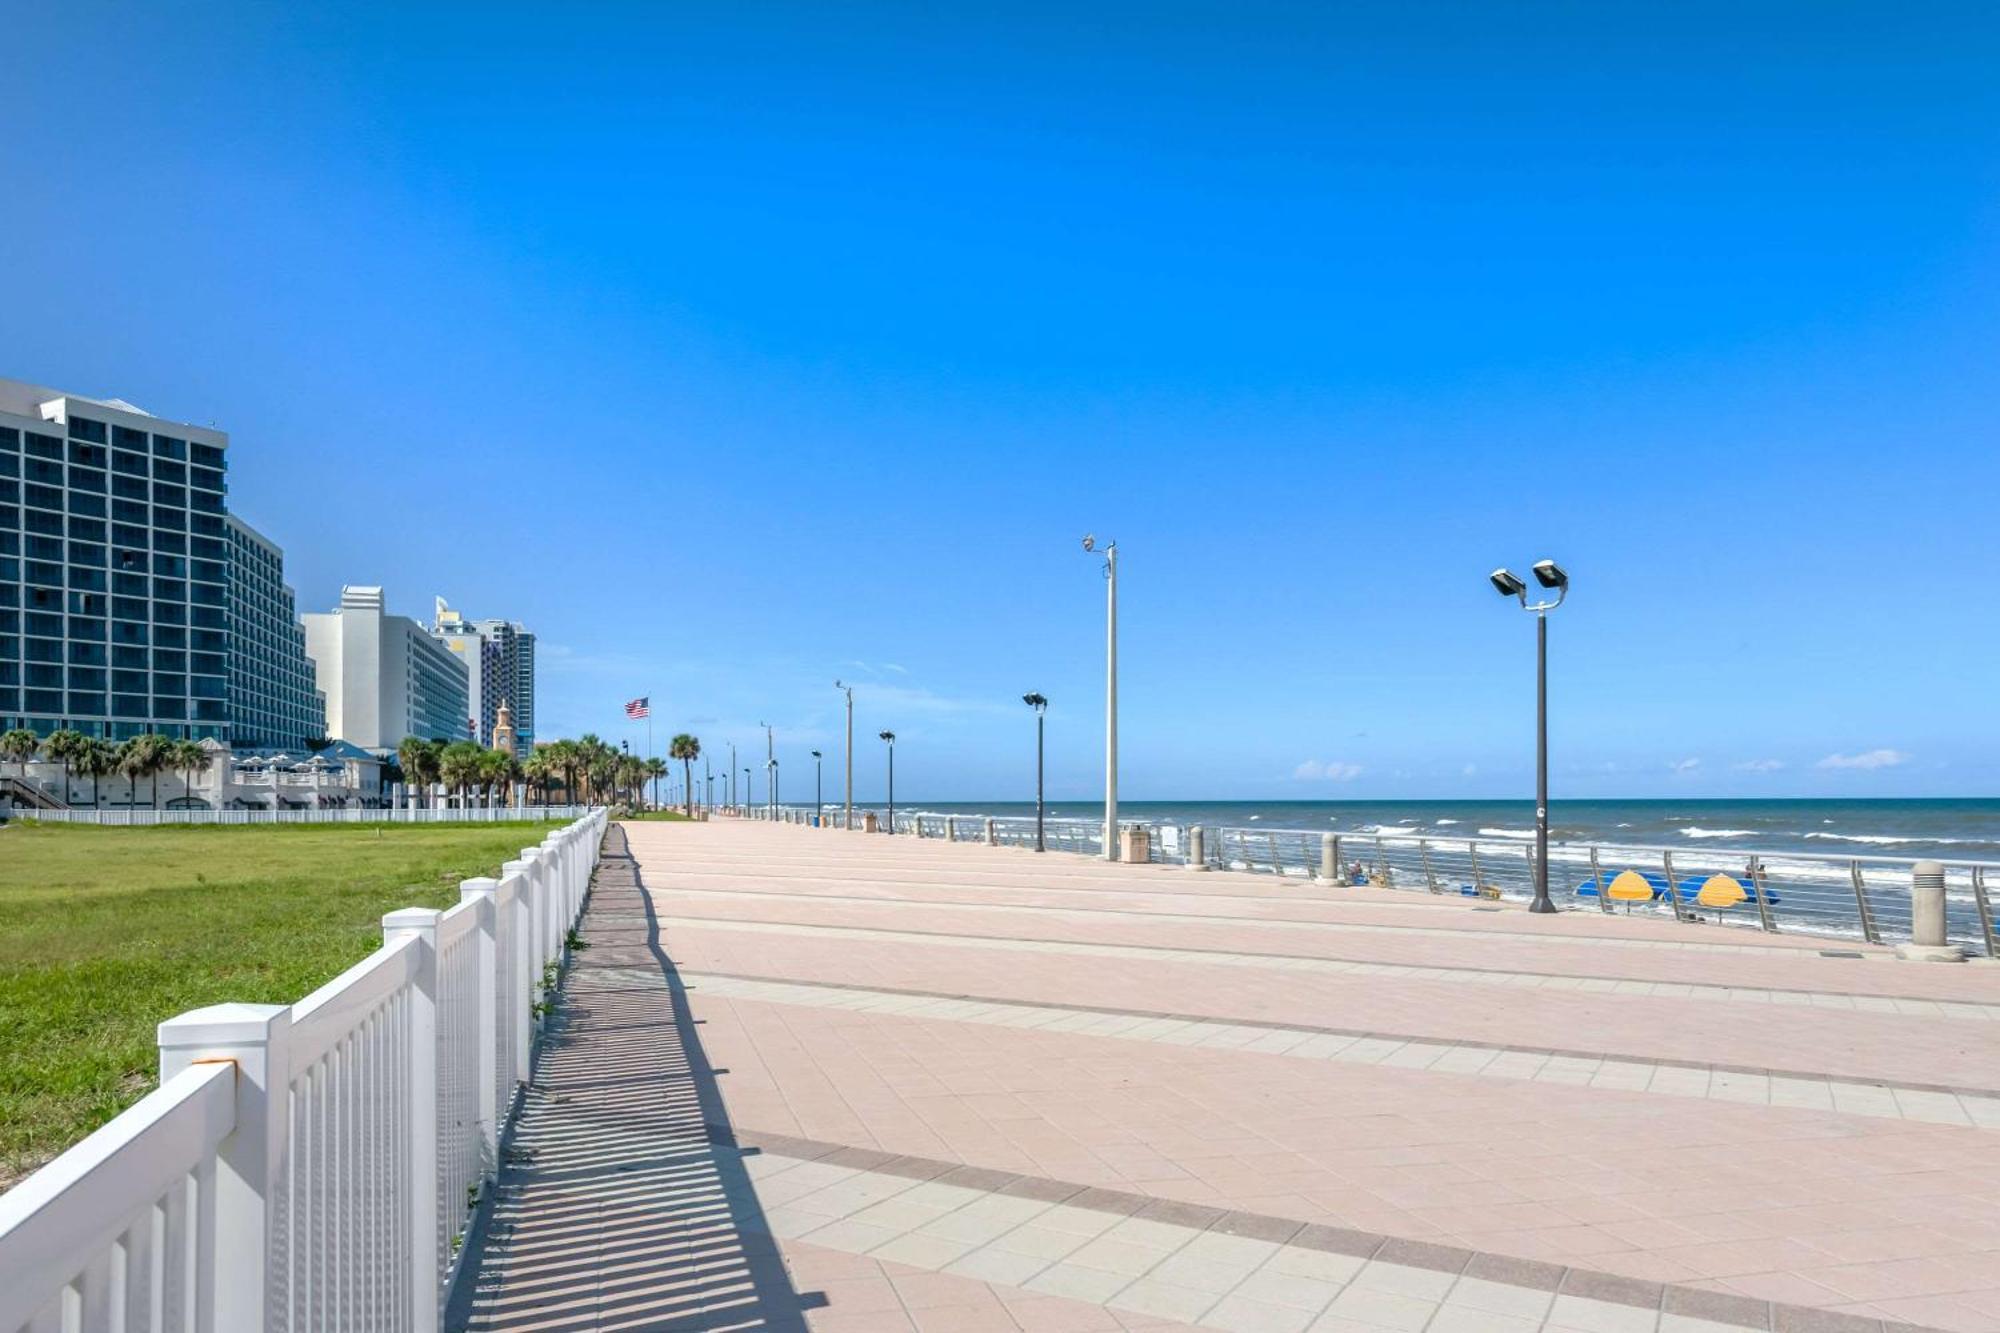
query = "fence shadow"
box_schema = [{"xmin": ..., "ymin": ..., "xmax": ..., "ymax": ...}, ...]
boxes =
[{"xmin": 451, "ymin": 824, "xmax": 816, "ymax": 1332}]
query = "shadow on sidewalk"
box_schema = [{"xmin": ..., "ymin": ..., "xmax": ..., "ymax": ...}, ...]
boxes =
[{"xmin": 452, "ymin": 823, "xmax": 818, "ymax": 1332}]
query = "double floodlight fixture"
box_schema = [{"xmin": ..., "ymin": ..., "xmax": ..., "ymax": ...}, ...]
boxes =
[
  {"xmin": 810, "ymin": 749, "xmax": 822, "ymax": 759},
  {"xmin": 1490, "ymin": 559, "xmax": 1568, "ymax": 612},
  {"xmin": 1023, "ymin": 692, "xmax": 1047, "ymax": 712},
  {"xmin": 878, "ymin": 730, "xmax": 895, "ymax": 744}
]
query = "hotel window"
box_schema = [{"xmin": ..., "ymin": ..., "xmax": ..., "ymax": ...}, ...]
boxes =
[
  {"xmin": 152, "ymin": 435, "xmax": 187, "ymax": 461},
  {"xmin": 68, "ymin": 417, "xmax": 107, "ymax": 444}
]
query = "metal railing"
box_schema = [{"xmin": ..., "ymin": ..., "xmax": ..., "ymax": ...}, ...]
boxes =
[
  {"xmin": 10, "ymin": 804, "xmax": 591, "ymax": 826},
  {"xmin": 0, "ymin": 809, "xmax": 610, "ymax": 1332},
  {"xmin": 757, "ymin": 804, "xmax": 1998, "ymax": 957}
]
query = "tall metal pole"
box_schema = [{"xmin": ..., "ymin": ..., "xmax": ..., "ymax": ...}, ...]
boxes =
[
  {"xmin": 1105, "ymin": 543, "xmax": 1119, "ymax": 861},
  {"xmin": 887, "ymin": 740, "xmax": 894, "ymax": 832},
  {"xmin": 813, "ymin": 751, "xmax": 823, "ymax": 821},
  {"xmin": 1036, "ymin": 709, "xmax": 1046, "ymax": 853},
  {"xmin": 1533, "ymin": 610, "xmax": 1553, "ymax": 913},
  {"xmin": 728, "ymin": 743, "xmax": 736, "ymax": 811},
  {"xmin": 745, "ymin": 766, "xmax": 752, "ymax": 814},
  {"xmin": 836, "ymin": 681, "xmax": 854, "ymax": 829}
]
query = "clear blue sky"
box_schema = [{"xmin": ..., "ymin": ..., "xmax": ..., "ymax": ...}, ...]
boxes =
[{"xmin": 5, "ymin": 3, "xmax": 1996, "ymax": 800}]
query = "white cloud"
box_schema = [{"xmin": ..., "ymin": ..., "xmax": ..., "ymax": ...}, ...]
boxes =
[
  {"xmin": 1295, "ymin": 759, "xmax": 1363, "ymax": 781},
  {"xmin": 1817, "ymin": 749, "xmax": 1911, "ymax": 771},
  {"xmin": 1461, "ymin": 763, "xmax": 1478, "ymax": 777},
  {"xmin": 1669, "ymin": 757, "xmax": 1702, "ymax": 775},
  {"xmin": 1733, "ymin": 758, "xmax": 1786, "ymax": 773}
]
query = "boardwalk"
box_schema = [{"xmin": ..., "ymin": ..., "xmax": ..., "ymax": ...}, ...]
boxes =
[{"xmin": 458, "ymin": 818, "xmax": 2000, "ymax": 1333}]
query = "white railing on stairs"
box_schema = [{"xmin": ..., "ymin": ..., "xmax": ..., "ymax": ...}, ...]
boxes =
[{"xmin": 0, "ymin": 808, "xmax": 609, "ymax": 1333}]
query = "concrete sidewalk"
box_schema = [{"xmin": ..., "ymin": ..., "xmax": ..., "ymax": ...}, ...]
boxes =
[{"xmin": 463, "ymin": 818, "xmax": 2000, "ymax": 1332}]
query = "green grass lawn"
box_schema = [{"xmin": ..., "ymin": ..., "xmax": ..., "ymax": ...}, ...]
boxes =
[{"xmin": 0, "ymin": 819, "xmax": 566, "ymax": 1188}]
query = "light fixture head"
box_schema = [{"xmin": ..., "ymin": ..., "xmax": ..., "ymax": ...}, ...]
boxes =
[
  {"xmin": 1489, "ymin": 568, "xmax": 1527, "ymax": 599},
  {"xmin": 879, "ymin": 730, "xmax": 895, "ymax": 743},
  {"xmin": 810, "ymin": 749, "xmax": 822, "ymax": 759},
  {"xmin": 1081, "ymin": 534, "xmax": 1095, "ymax": 552},
  {"xmin": 1023, "ymin": 692, "xmax": 1047, "ymax": 710},
  {"xmin": 1532, "ymin": 559, "xmax": 1568, "ymax": 590}
]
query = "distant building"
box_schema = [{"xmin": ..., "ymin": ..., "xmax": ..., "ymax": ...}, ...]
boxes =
[
  {"xmin": 0, "ymin": 377, "xmax": 231, "ymax": 740},
  {"xmin": 432, "ymin": 598, "xmax": 535, "ymax": 757},
  {"xmin": 302, "ymin": 586, "xmax": 469, "ymax": 750},
  {"xmin": 224, "ymin": 516, "xmax": 326, "ymax": 750}
]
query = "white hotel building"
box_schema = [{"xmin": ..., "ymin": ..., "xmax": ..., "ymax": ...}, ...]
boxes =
[{"xmin": 302, "ymin": 586, "xmax": 470, "ymax": 750}]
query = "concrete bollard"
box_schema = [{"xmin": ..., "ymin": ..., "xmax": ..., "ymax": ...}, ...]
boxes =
[
  {"xmin": 1187, "ymin": 826, "xmax": 1208, "ymax": 871},
  {"xmin": 862, "ymin": 811, "xmax": 879, "ymax": 833},
  {"xmin": 985, "ymin": 817, "xmax": 997, "ymax": 845},
  {"xmin": 1321, "ymin": 833, "xmax": 1337, "ymax": 882},
  {"xmin": 1898, "ymin": 860, "xmax": 1964, "ymax": 961}
]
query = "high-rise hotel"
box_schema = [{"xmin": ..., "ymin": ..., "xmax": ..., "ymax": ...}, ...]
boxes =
[{"xmin": 0, "ymin": 379, "xmax": 233, "ymax": 740}]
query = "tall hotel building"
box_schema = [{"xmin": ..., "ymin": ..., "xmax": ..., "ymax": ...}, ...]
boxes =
[
  {"xmin": 302, "ymin": 586, "xmax": 469, "ymax": 750},
  {"xmin": 0, "ymin": 379, "xmax": 231, "ymax": 740},
  {"xmin": 433, "ymin": 599, "xmax": 536, "ymax": 757},
  {"xmin": 225, "ymin": 516, "xmax": 327, "ymax": 750}
]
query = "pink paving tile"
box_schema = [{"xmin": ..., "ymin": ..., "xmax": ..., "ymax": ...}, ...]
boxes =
[{"xmin": 612, "ymin": 819, "xmax": 2000, "ymax": 1331}]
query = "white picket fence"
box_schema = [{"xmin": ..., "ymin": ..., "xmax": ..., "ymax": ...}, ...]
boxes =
[
  {"xmin": 13, "ymin": 805, "xmax": 591, "ymax": 827},
  {"xmin": 0, "ymin": 808, "xmax": 609, "ymax": 1333}
]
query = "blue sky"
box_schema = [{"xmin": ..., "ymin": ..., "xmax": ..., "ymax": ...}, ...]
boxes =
[{"xmin": 4, "ymin": 2, "xmax": 1997, "ymax": 800}]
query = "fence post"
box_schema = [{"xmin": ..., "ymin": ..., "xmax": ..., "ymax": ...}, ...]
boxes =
[
  {"xmin": 1320, "ymin": 833, "xmax": 1337, "ymax": 882},
  {"xmin": 382, "ymin": 908, "xmax": 442, "ymax": 1333},
  {"xmin": 499, "ymin": 869, "xmax": 533, "ymax": 1088},
  {"xmin": 157, "ymin": 1002, "xmax": 291, "ymax": 1332},
  {"xmin": 1188, "ymin": 825, "xmax": 1207, "ymax": 871},
  {"xmin": 506, "ymin": 854, "xmax": 542, "ymax": 986},
  {"xmin": 459, "ymin": 878, "xmax": 501, "ymax": 1173},
  {"xmin": 986, "ymin": 817, "xmax": 997, "ymax": 845}
]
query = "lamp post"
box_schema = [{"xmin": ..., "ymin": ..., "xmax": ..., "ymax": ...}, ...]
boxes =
[
  {"xmin": 1489, "ymin": 559, "xmax": 1570, "ymax": 914},
  {"xmin": 728, "ymin": 743, "xmax": 736, "ymax": 812},
  {"xmin": 834, "ymin": 680, "xmax": 854, "ymax": 828},
  {"xmin": 1023, "ymin": 693, "xmax": 1048, "ymax": 852},
  {"xmin": 760, "ymin": 721, "xmax": 776, "ymax": 817},
  {"xmin": 811, "ymin": 750, "xmax": 823, "ymax": 822},
  {"xmin": 1082, "ymin": 535, "xmax": 1118, "ymax": 860},
  {"xmin": 744, "ymin": 766, "xmax": 753, "ymax": 816},
  {"xmin": 879, "ymin": 730, "xmax": 896, "ymax": 833}
]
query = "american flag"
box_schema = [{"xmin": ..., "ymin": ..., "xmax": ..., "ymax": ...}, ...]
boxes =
[{"xmin": 624, "ymin": 697, "xmax": 650, "ymax": 719}]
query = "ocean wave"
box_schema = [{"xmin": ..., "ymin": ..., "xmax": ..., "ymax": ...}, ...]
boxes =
[
  {"xmin": 1678, "ymin": 827, "xmax": 1758, "ymax": 840},
  {"xmin": 1803, "ymin": 831, "xmax": 1914, "ymax": 845},
  {"xmin": 1434, "ymin": 818, "xmax": 1459, "ymax": 826},
  {"xmin": 1478, "ymin": 827, "xmax": 1535, "ymax": 840}
]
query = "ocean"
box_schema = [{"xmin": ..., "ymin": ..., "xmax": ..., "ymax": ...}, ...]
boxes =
[{"xmin": 899, "ymin": 798, "xmax": 2000, "ymax": 863}]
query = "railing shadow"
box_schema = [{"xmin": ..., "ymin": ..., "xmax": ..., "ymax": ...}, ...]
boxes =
[{"xmin": 451, "ymin": 824, "xmax": 816, "ymax": 1331}]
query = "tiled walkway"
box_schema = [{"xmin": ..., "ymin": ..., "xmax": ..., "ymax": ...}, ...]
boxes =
[{"xmin": 461, "ymin": 820, "xmax": 2000, "ymax": 1332}]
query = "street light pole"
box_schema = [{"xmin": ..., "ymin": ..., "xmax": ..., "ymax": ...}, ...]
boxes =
[
  {"xmin": 811, "ymin": 750, "xmax": 823, "ymax": 822},
  {"xmin": 834, "ymin": 681, "xmax": 854, "ymax": 829},
  {"xmin": 1489, "ymin": 560, "xmax": 1570, "ymax": 914},
  {"xmin": 760, "ymin": 722, "xmax": 774, "ymax": 817},
  {"xmin": 1083, "ymin": 536, "xmax": 1118, "ymax": 860},
  {"xmin": 744, "ymin": 766, "xmax": 752, "ymax": 816},
  {"xmin": 728, "ymin": 743, "xmax": 736, "ymax": 812},
  {"xmin": 1023, "ymin": 693, "xmax": 1048, "ymax": 852},
  {"xmin": 879, "ymin": 730, "xmax": 896, "ymax": 833}
]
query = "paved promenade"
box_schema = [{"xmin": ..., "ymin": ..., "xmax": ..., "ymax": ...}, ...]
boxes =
[{"xmin": 458, "ymin": 819, "xmax": 2000, "ymax": 1333}]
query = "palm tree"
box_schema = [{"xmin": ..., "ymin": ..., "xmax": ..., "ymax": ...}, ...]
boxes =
[
  {"xmin": 117, "ymin": 733, "xmax": 171, "ymax": 810},
  {"xmin": 1, "ymin": 727, "xmax": 38, "ymax": 784},
  {"xmin": 522, "ymin": 750, "xmax": 554, "ymax": 806},
  {"xmin": 543, "ymin": 739, "xmax": 580, "ymax": 804},
  {"xmin": 398, "ymin": 736, "xmax": 440, "ymax": 809},
  {"xmin": 585, "ymin": 746, "xmax": 617, "ymax": 809},
  {"xmin": 42, "ymin": 729, "xmax": 87, "ymax": 806},
  {"xmin": 668, "ymin": 735, "xmax": 700, "ymax": 816},
  {"xmin": 576, "ymin": 734, "xmax": 609, "ymax": 803},
  {"xmin": 476, "ymin": 748, "xmax": 515, "ymax": 808},
  {"xmin": 438, "ymin": 740, "xmax": 485, "ymax": 808},
  {"xmin": 169, "ymin": 739, "xmax": 209, "ymax": 808},
  {"xmin": 75, "ymin": 737, "xmax": 117, "ymax": 808}
]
